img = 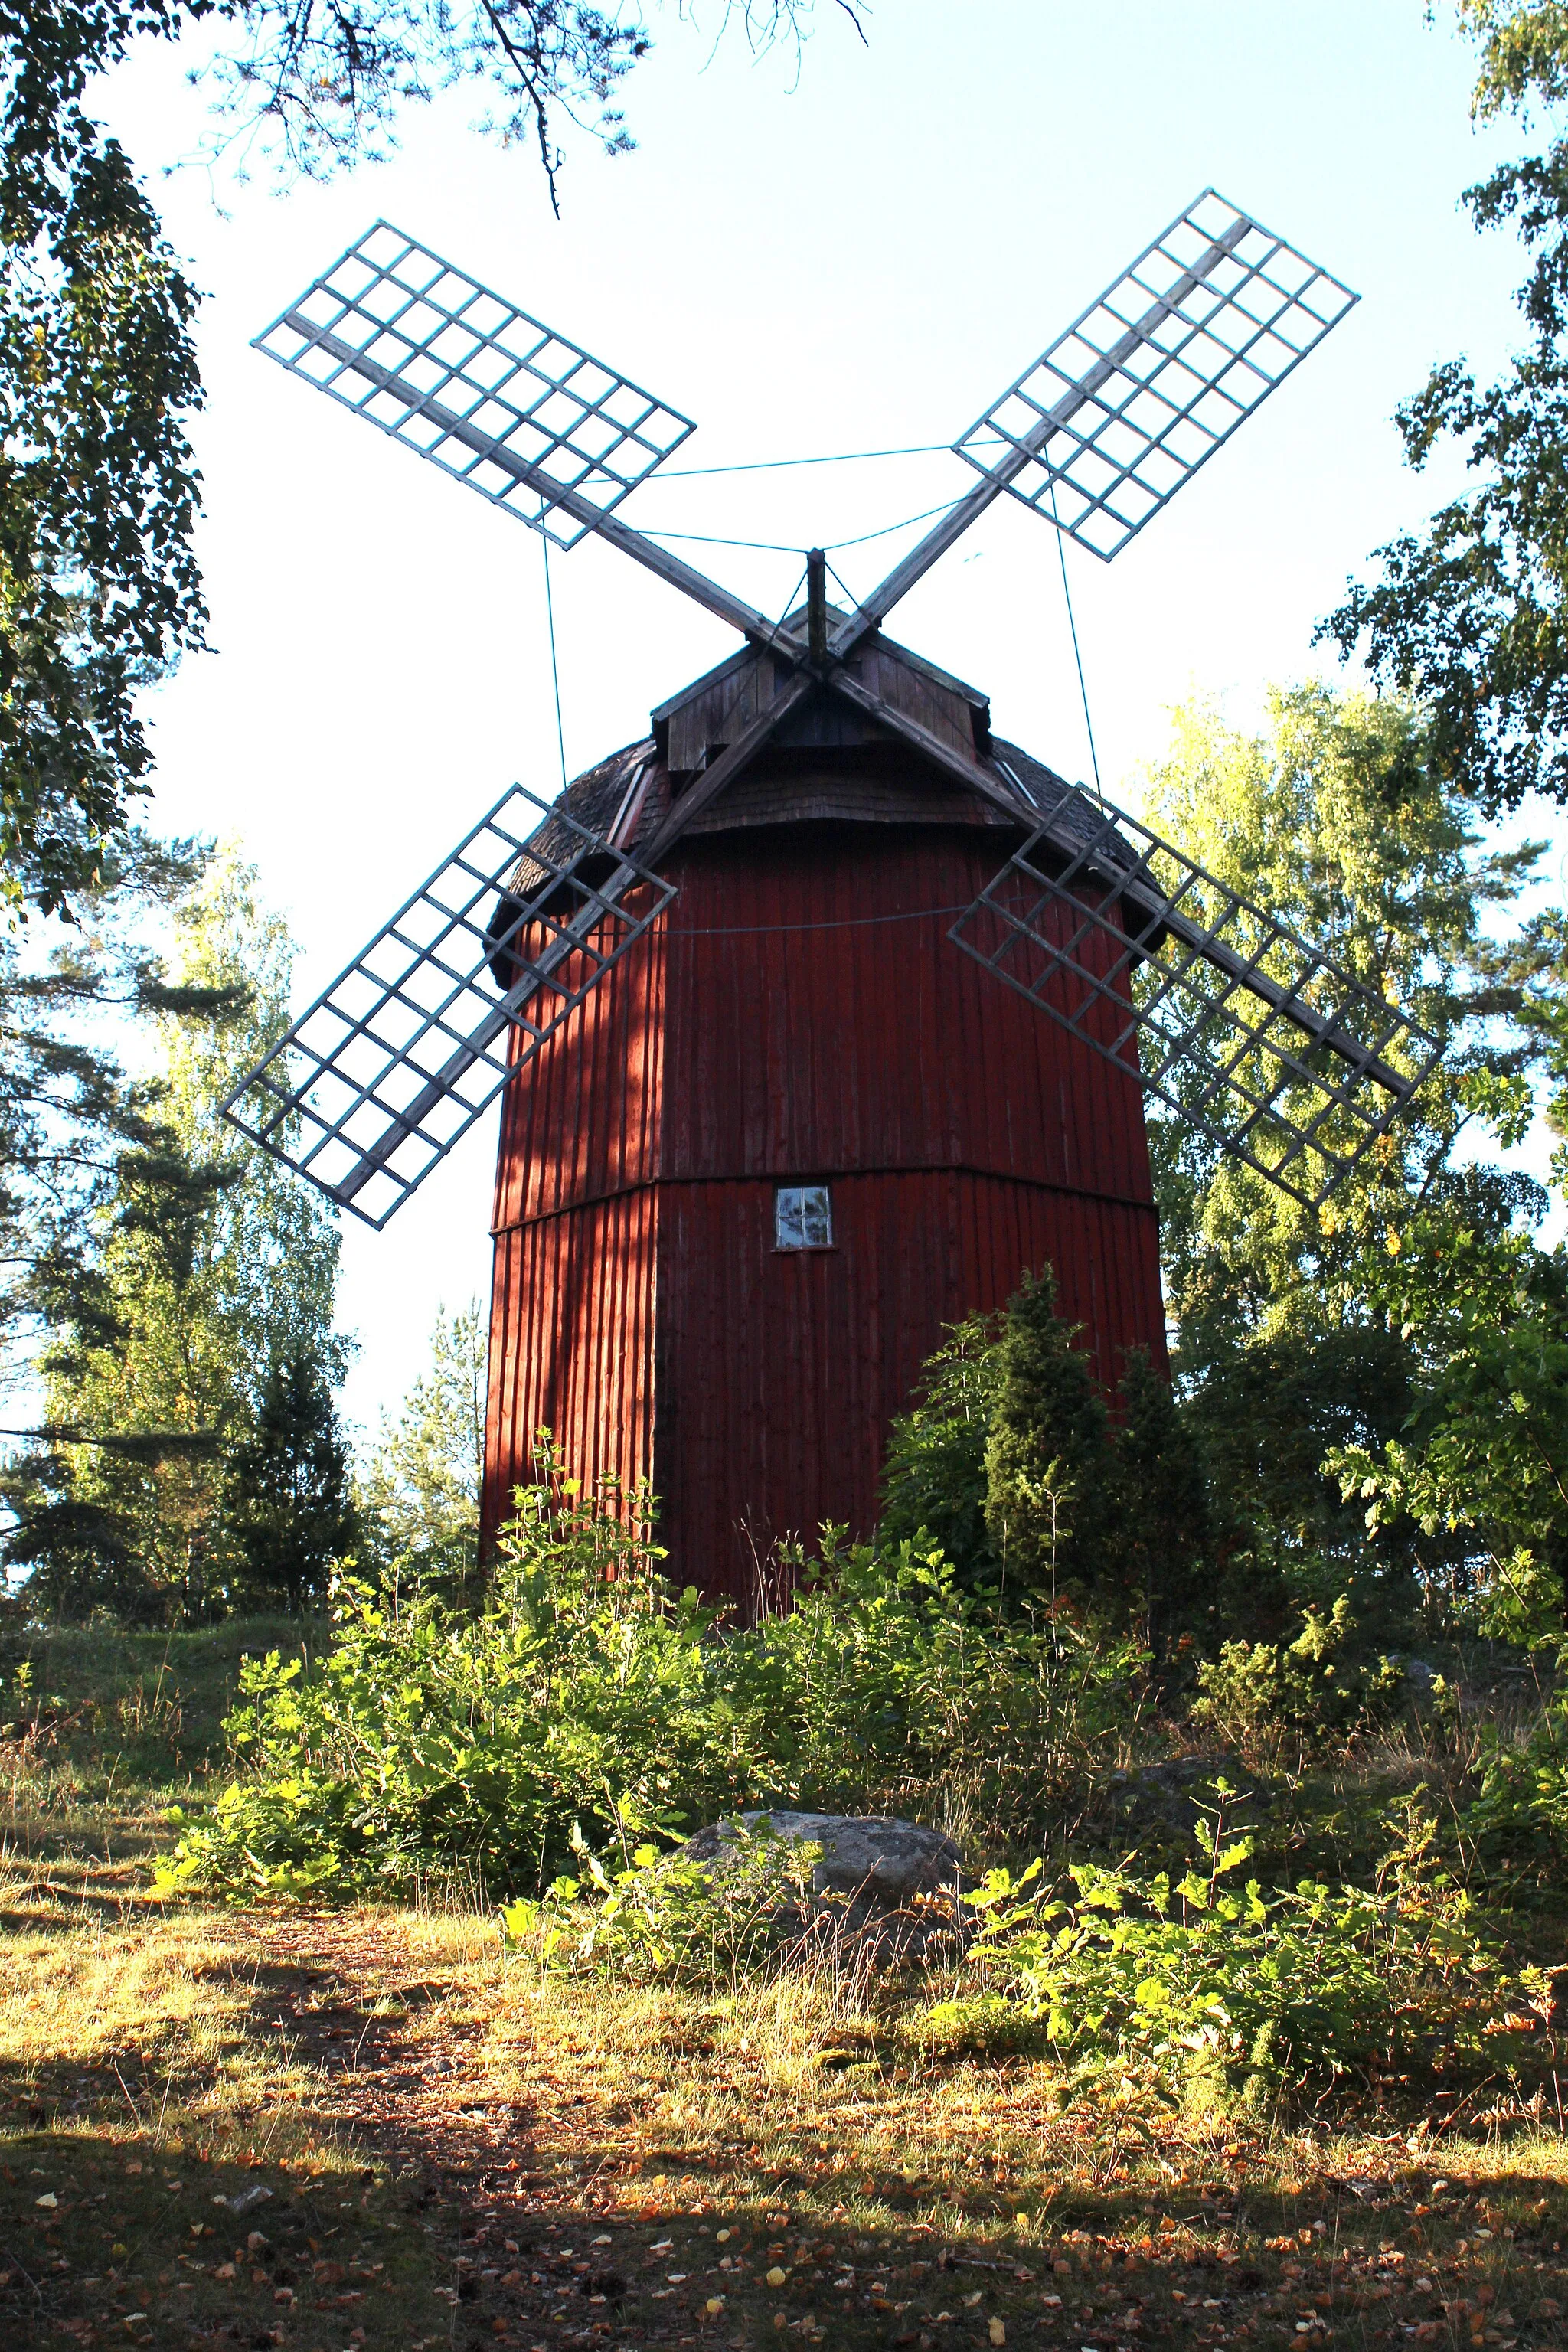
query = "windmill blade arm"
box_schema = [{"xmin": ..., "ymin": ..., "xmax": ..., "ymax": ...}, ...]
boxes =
[
  {"xmin": 220, "ymin": 783, "xmax": 675, "ymax": 1230},
  {"xmin": 949, "ymin": 797, "xmax": 1443, "ymax": 1212},
  {"xmin": 642, "ymin": 668, "xmax": 818, "ymax": 861},
  {"xmin": 270, "ymin": 314, "xmax": 800, "ymax": 655},
  {"xmin": 828, "ymin": 208, "xmax": 1258, "ymax": 657},
  {"xmin": 325, "ymin": 855, "xmax": 642, "ymax": 1204},
  {"xmin": 952, "ymin": 190, "xmax": 1357, "ymax": 565},
  {"xmin": 826, "ymin": 662, "xmax": 1424, "ymax": 1102},
  {"xmin": 1141, "ymin": 883, "xmax": 1406, "ymax": 1095}
]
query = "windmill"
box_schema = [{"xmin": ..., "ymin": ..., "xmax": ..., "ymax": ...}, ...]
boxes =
[{"xmin": 224, "ymin": 193, "xmax": 1440, "ymax": 1600}]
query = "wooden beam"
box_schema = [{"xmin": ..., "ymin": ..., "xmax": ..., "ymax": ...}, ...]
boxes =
[
  {"xmin": 289, "ymin": 318, "xmax": 808, "ymax": 656},
  {"xmin": 642, "ymin": 669, "xmax": 817, "ymax": 861},
  {"xmin": 822, "ymin": 665, "xmax": 1410, "ymax": 1096}
]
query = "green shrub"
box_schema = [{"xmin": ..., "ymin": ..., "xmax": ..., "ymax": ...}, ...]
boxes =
[
  {"xmin": 1190, "ymin": 1596, "xmax": 1400, "ymax": 1759},
  {"xmin": 959, "ymin": 1802, "xmax": 1508, "ymax": 2102},
  {"xmin": 499, "ymin": 1816, "xmax": 826, "ymax": 1988},
  {"xmin": 158, "ymin": 1458, "xmax": 1146, "ymax": 1905},
  {"xmin": 1464, "ymin": 1670, "xmax": 1568, "ymax": 1882},
  {"xmin": 905, "ymin": 1993, "xmax": 1053, "ymax": 2060},
  {"xmin": 881, "ymin": 1267, "xmax": 1211, "ymax": 1639}
]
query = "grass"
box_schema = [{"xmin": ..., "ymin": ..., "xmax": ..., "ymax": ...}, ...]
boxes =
[{"xmin": 2, "ymin": 1622, "xmax": 1567, "ymax": 2352}]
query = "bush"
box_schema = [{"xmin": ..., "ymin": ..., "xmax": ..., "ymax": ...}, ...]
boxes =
[
  {"xmin": 958, "ymin": 1798, "xmax": 1509, "ymax": 2103},
  {"xmin": 158, "ymin": 1462, "xmax": 1147, "ymax": 1905},
  {"xmin": 1190, "ymin": 1596, "xmax": 1400, "ymax": 1762},
  {"xmin": 1464, "ymin": 1666, "xmax": 1568, "ymax": 1883},
  {"xmin": 881, "ymin": 1266, "xmax": 1210, "ymax": 1640},
  {"xmin": 499, "ymin": 1817, "xmax": 828, "ymax": 1988}
]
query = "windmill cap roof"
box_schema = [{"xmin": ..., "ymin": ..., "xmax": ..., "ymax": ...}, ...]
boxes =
[{"xmin": 501, "ymin": 625, "xmax": 1145, "ymax": 897}]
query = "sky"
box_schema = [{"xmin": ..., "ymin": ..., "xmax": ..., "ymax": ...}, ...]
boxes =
[{"xmin": 91, "ymin": 0, "xmax": 1554, "ymax": 1442}]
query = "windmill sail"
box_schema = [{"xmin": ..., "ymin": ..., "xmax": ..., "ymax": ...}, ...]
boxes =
[
  {"xmin": 253, "ymin": 222, "xmax": 696, "ymax": 549},
  {"xmin": 221, "ymin": 784, "xmax": 675, "ymax": 1229},
  {"xmin": 949, "ymin": 786, "xmax": 1441, "ymax": 1210},
  {"xmin": 949, "ymin": 189, "xmax": 1357, "ymax": 563}
]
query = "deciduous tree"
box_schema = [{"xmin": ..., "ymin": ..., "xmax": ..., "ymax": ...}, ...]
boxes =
[
  {"xmin": 1324, "ymin": 2, "xmax": 1568, "ymax": 812},
  {"xmin": 0, "ymin": 2, "xmax": 859, "ymax": 902}
]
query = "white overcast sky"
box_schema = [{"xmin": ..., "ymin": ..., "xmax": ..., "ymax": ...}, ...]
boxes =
[{"xmin": 90, "ymin": 0, "xmax": 1559, "ymax": 1441}]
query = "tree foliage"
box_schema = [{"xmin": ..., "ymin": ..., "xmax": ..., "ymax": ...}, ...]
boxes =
[
  {"xmin": 0, "ymin": 1, "xmax": 854, "ymax": 903},
  {"xmin": 982, "ymin": 1266, "xmax": 1118, "ymax": 1609},
  {"xmin": 1322, "ymin": 1, "xmax": 1568, "ymax": 812},
  {"xmin": 361, "ymin": 1299, "xmax": 485, "ymax": 1594},
  {"xmin": 1329, "ymin": 1217, "xmax": 1568, "ymax": 1636},
  {"xmin": 1141, "ymin": 682, "xmax": 1568, "ymax": 1635},
  {"xmin": 0, "ymin": 5, "xmax": 205, "ymax": 911},
  {"xmin": 880, "ymin": 1271, "xmax": 1209, "ymax": 1642},
  {"xmin": 5, "ymin": 846, "xmax": 353, "ymax": 1621},
  {"xmin": 230, "ymin": 1347, "xmax": 355, "ymax": 1615}
]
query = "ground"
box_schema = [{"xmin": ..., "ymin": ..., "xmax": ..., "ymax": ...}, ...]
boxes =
[{"xmin": 2, "ymin": 1625, "xmax": 1566, "ymax": 2352}]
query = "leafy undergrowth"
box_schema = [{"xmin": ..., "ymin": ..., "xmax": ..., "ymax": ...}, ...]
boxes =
[
  {"xmin": 0, "ymin": 1617, "xmax": 309, "ymax": 1858},
  {"xmin": 4, "ymin": 1847, "xmax": 1568, "ymax": 2352},
  {"xmin": 4, "ymin": 1623, "xmax": 1568, "ymax": 2351}
]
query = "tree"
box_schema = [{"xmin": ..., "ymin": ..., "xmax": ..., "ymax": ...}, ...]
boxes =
[
  {"xmin": 1142, "ymin": 681, "xmax": 1567, "ymax": 1637},
  {"xmin": 982, "ymin": 1266, "xmax": 1116, "ymax": 1612},
  {"xmin": 1112, "ymin": 1348, "xmax": 1210, "ymax": 1655},
  {"xmin": 0, "ymin": 5, "xmax": 208, "ymax": 913},
  {"xmin": 0, "ymin": 828, "xmax": 226, "ymax": 1380},
  {"xmin": 361, "ymin": 1300, "xmax": 486, "ymax": 1594},
  {"xmin": 7, "ymin": 845, "xmax": 353, "ymax": 1619},
  {"xmin": 229, "ymin": 1348, "xmax": 356, "ymax": 1613},
  {"xmin": 0, "ymin": 1, "xmax": 860, "ymax": 904},
  {"xmin": 879, "ymin": 1307, "xmax": 1004, "ymax": 1584},
  {"xmin": 882, "ymin": 1276, "xmax": 1212, "ymax": 1639},
  {"xmin": 1328, "ymin": 1218, "xmax": 1568, "ymax": 1639},
  {"xmin": 1322, "ymin": 2, "xmax": 1568, "ymax": 813},
  {"xmin": 0, "ymin": 828, "xmax": 252, "ymax": 1619}
]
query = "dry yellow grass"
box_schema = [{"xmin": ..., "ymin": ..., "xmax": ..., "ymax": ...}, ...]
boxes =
[
  {"xmin": 3, "ymin": 1620, "xmax": 1568, "ymax": 2352},
  {"xmin": 4, "ymin": 1834, "xmax": 1568, "ymax": 2352}
]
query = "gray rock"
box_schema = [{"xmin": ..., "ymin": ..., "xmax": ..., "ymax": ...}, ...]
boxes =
[
  {"xmin": 1104, "ymin": 1757, "xmax": 1265, "ymax": 1851},
  {"xmin": 680, "ymin": 1811, "xmax": 972, "ymax": 1965}
]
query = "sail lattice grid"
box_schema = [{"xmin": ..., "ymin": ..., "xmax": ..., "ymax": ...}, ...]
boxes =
[
  {"xmin": 253, "ymin": 222, "xmax": 696, "ymax": 548},
  {"xmin": 952, "ymin": 189, "xmax": 1357, "ymax": 562},
  {"xmin": 220, "ymin": 786, "xmax": 675, "ymax": 1229},
  {"xmin": 949, "ymin": 802, "xmax": 1442, "ymax": 1210}
]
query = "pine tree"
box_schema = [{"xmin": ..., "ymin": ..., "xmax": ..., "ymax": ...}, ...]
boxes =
[
  {"xmin": 8, "ymin": 847, "xmax": 353, "ymax": 1619},
  {"xmin": 1114, "ymin": 1348, "xmax": 1211, "ymax": 1651},
  {"xmin": 982, "ymin": 1267, "xmax": 1116, "ymax": 1611},
  {"xmin": 229, "ymin": 1351, "xmax": 357, "ymax": 1614},
  {"xmin": 879, "ymin": 1308, "xmax": 1004, "ymax": 1587}
]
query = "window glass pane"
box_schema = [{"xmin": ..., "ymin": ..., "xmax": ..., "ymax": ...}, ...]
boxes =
[
  {"xmin": 775, "ymin": 1184, "xmax": 832, "ymax": 1248},
  {"xmin": 775, "ymin": 1188, "xmax": 806, "ymax": 1249}
]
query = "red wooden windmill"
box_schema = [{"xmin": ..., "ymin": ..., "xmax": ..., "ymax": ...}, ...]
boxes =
[{"xmin": 224, "ymin": 194, "xmax": 1439, "ymax": 1604}]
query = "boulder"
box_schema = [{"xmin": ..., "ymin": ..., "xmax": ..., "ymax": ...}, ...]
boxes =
[
  {"xmin": 680, "ymin": 1811, "xmax": 972, "ymax": 1964},
  {"xmin": 1103, "ymin": 1756, "xmax": 1266, "ymax": 1852}
]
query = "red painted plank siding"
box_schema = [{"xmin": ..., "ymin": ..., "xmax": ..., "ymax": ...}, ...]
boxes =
[
  {"xmin": 484, "ymin": 813, "xmax": 1167, "ymax": 1596},
  {"xmin": 652, "ymin": 1170, "xmax": 1162, "ymax": 1602},
  {"xmin": 484, "ymin": 1187, "xmax": 658, "ymax": 1531}
]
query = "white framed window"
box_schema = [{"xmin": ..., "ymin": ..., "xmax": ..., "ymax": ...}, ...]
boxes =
[{"xmin": 775, "ymin": 1183, "xmax": 833, "ymax": 1250}]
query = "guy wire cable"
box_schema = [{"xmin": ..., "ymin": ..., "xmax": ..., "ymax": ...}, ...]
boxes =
[
  {"xmin": 1050, "ymin": 478, "xmax": 1104, "ymax": 807},
  {"xmin": 541, "ymin": 521, "xmax": 568, "ymax": 792}
]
